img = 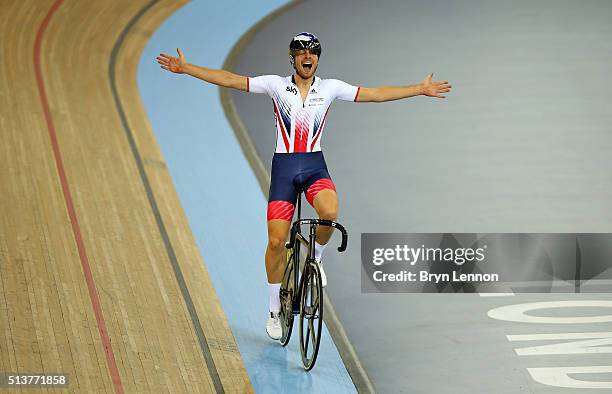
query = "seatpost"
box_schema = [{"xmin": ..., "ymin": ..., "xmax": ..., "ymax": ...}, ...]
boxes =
[{"xmin": 294, "ymin": 192, "xmax": 302, "ymax": 237}]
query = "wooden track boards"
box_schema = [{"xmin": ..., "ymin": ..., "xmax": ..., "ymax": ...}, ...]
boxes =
[{"xmin": 0, "ymin": 1, "xmax": 252, "ymax": 392}]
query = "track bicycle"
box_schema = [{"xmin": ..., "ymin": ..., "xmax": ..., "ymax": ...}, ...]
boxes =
[{"xmin": 278, "ymin": 192, "xmax": 348, "ymax": 370}]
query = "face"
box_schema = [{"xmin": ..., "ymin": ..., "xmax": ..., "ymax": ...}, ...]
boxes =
[{"xmin": 292, "ymin": 49, "xmax": 319, "ymax": 79}]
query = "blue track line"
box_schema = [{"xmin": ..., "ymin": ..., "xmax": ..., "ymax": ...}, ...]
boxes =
[{"xmin": 137, "ymin": 2, "xmax": 356, "ymax": 392}]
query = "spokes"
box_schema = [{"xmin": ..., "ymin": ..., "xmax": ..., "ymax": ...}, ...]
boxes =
[
  {"xmin": 304, "ymin": 321, "xmax": 311, "ymax": 356},
  {"xmin": 308, "ymin": 314, "xmax": 317, "ymax": 349},
  {"xmin": 299, "ymin": 262, "xmax": 323, "ymax": 370}
]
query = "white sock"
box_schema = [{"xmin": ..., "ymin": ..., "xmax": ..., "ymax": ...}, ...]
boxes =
[
  {"xmin": 314, "ymin": 241, "xmax": 327, "ymax": 262},
  {"xmin": 268, "ymin": 283, "xmax": 281, "ymax": 313}
]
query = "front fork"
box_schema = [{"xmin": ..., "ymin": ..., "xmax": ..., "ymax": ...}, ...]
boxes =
[
  {"xmin": 289, "ymin": 223, "xmax": 318, "ymax": 315},
  {"xmin": 298, "ymin": 224, "xmax": 318, "ymax": 312}
]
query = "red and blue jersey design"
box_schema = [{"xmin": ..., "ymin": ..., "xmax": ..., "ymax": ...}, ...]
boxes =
[{"xmin": 247, "ymin": 75, "xmax": 360, "ymax": 153}]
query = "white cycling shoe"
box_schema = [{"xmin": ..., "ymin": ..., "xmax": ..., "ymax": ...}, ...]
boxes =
[
  {"xmin": 317, "ymin": 260, "xmax": 327, "ymax": 288},
  {"xmin": 266, "ymin": 312, "xmax": 282, "ymax": 340}
]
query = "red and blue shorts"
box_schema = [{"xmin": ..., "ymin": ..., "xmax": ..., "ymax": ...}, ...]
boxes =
[{"xmin": 267, "ymin": 152, "xmax": 336, "ymax": 221}]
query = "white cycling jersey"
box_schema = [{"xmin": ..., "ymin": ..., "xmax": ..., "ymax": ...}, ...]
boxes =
[{"xmin": 247, "ymin": 75, "xmax": 360, "ymax": 153}]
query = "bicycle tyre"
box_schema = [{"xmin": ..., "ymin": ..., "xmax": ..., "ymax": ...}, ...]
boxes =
[{"xmin": 299, "ymin": 259, "xmax": 323, "ymax": 370}]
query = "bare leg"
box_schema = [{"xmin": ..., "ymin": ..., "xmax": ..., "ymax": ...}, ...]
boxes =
[
  {"xmin": 312, "ymin": 189, "xmax": 338, "ymax": 245},
  {"xmin": 265, "ymin": 219, "xmax": 292, "ymax": 283}
]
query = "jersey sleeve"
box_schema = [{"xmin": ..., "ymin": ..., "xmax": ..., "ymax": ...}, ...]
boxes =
[
  {"xmin": 328, "ymin": 79, "xmax": 361, "ymax": 102},
  {"xmin": 246, "ymin": 75, "xmax": 277, "ymax": 96}
]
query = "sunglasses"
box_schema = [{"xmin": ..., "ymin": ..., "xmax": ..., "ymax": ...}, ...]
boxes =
[{"xmin": 290, "ymin": 49, "xmax": 320, "ymax": 57}]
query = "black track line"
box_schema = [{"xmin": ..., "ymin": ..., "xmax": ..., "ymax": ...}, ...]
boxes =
[{"xmin": 108, "ymin": 1, "xmax": 224, "ymax": 392}]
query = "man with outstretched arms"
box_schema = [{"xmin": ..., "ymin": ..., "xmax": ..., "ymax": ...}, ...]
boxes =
[{"xmin": 157, "ymin": 32, "xmax": 452, "ymax": 340}]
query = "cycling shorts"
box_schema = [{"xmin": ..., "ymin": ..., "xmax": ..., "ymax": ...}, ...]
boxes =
[{"xmin": 267, "ymin": 152, "xmax": 336, "ymax": 221}]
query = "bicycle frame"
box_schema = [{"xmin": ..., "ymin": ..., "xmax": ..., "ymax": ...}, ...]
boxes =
[{"xmin": 285, "ymin": 193, "xmax": 348, "ymax": 313}]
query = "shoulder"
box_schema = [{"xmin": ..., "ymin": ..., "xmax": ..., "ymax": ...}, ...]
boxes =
[
  {"xmin": 319, "ymin": 77, "xmax": 352, "ymax": 88},
  {"xmin": 250, "ymin": 74, "xmax": 285, "ymax": 83},
  {"xmin": 248, "ymin": 74, "xmax": 287, "ymax": 93},
  {"xmin": 317, "ymin": 76, "xmax": 336, "ymax": 85}
]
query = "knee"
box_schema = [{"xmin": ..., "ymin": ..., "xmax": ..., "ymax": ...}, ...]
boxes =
[
  {"xmin": 267, "ymin": 236, "xmax": 286, "ymax": 252},
  {"xmin": 318, "ymin": 203, "xmax": 338, "ymax": 221}
]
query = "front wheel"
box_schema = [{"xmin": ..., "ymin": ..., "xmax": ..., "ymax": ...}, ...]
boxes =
[{"xmin": 299, "ymin": 260, "xmax": 323, "ymax": 370}]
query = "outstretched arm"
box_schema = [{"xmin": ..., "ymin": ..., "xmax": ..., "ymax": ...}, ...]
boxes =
[
  {"xmin": 156, "ymin": 48, "xmax": 248, "ymax": 91},
  {"xmin": 356, "ymin": 73, "xmax": 451, "ymax": 102}
]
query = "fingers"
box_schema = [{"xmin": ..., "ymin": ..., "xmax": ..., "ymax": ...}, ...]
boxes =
[
  {"xmin": 155, "ymin": 51, "xmax": 183, "ymax": 73},
  {"xmin": 155, "ymin": 49, "xmax": 184, "ymax": 62},
  {"xmin": 425, "ymin": 86, "xmax": 450, "ymax": 94},
  {"xmin": 434, "ymin": 82, "xmax": 451, "ymax": 94},
  {"xmin": 156, "ymin": 58, "xmax": 170, "ymax": 67},
  {"xmin": 156, "ymin": 55, "xmax": 174, "ymax": 67},
  {"xmin": 157, "ymin": 58, "xmax": 173, "ymax": 72}
]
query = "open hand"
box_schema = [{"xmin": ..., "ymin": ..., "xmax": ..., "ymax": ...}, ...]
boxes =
[
  {"xmin": 156, "ymin": 48, "xmax": 187, "ymax": 74},
  {"xmin": 421, "ymin": 73, "xmax": 451, "ymax": 98}
]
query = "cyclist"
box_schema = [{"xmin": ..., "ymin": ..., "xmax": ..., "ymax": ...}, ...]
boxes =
[{"xmin": 157, "ymin": 32, "xmax": 451, "ymax": 340}]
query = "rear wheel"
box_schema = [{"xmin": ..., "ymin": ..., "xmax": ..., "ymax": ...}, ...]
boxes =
[{"xmin": 299, "ymin": 260, "xmax": 323, "ymax": 370}]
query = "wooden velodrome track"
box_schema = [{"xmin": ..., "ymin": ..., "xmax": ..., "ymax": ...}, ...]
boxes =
[{"xmin": 1, "ymin": 0, "xmax": 252, "ymax": 392}]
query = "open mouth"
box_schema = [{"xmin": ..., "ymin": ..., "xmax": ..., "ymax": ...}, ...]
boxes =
[{"xmin": 303, "ymin": 62, "xmax": 313, "ymax": 71}]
